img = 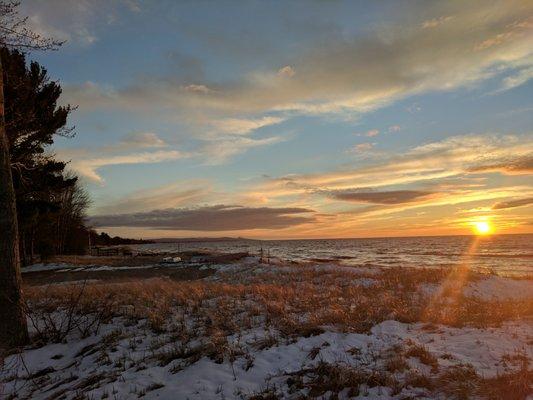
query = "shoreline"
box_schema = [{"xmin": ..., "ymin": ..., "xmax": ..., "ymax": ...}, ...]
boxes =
[
  {"xmin": 21, "ymin": 247, "xmax": 533, "ymax": 286},
  {"xmin": 4, "ymin": 251, "xmax": 532, "ymax": 399}
]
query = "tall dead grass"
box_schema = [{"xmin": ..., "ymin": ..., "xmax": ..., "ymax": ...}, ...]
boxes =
[
  {"xmin": 23, "ymin": 266, "xmax": 532, "ymax": 345},
  {"xmin": 6, "ymin": 266, "xmax": 531, "ymax": 399}
]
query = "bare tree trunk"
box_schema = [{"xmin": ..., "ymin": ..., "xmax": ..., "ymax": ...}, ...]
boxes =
[{"xmin": 0, "ymin": 57, "xmax": 29, "ymax": 349}]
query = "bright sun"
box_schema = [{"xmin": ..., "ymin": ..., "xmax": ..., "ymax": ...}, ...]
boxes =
[{"xmin": 473, "ymin": 221, "xmax": 492, "ymax": 235}]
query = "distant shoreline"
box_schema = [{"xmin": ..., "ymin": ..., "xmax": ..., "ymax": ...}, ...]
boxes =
[
  {"xmin": 125, "ymin": 232, "xmax": 533, "ymax": 243},
  {"xmin": 148, "ymin": 237, "xmax": 258, "ymax": 243}
]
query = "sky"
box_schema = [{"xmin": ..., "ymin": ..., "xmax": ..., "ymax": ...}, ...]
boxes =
[{"xmin": 21, "ymin": 0, "xmax": 533, "ymax": 239}]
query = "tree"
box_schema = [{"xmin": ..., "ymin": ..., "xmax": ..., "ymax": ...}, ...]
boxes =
[
  {"xmin": 54, "ymin": 172, "xmax": 91, "ymax": 255},
  {"xmin": 0, "ymin": 1, "xmax": 62, "ymax": 349},
  {"xmin": 2, "ymin": 47, "xmax": 77, "ymax": 263}
]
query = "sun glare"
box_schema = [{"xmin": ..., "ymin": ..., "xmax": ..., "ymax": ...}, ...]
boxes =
[{"xmin": 473, "ymin": 221, "xmax": 492, "ymax": 235}]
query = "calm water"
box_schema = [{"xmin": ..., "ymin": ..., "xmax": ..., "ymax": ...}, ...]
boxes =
[{"xmin": 134, "ymin": 234, "xmax": 533, "ymax": 276}]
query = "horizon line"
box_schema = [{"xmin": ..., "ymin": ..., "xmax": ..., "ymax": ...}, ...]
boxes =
[{"xmin": 120, "ymin": 232, "xmax": 533, "ymax": 242}]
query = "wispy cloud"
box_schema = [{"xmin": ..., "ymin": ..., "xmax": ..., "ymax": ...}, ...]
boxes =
[
  {"xmin": 201, "ymin": 135, "xmax": 286, "ymax": 165},
  {"xmin": 499, "ymin": 66, "xmax": 533, "ymax": 91},
  {"xmin": 348, "ymin": 142, "xmax": 375, "ymax": 154},
  {"xmin": 21, "ymin": 0, "xmax": 141, "ymax": 46},
  {"xmin": 492, "ymin": 197, "xmax": 533, "ymax": 210},
  {"xmin": 210, "ymin": 116, "xmax": 285, "ymax": 135},
  {"xmin": 467, "ymin": 155, "xmax": 533, "ymax": 175},
  {"xmin": 421, "ymin": 15, "xmax": 453, "ymax": 29},
  {"xmin": 355, "ymin": 129, "xmax": 379, "ymax": 137},
  {"xmin": 62, "ymin": 1, "xmax": 533, "ymax": 132},
  {"xmin": 65, "ymin": 149, "xmax": 188, "ymax": 183},
  {"xmin": 328, "ymin": 189, "xmax": 436, "ymax": 205},
  {"xmin": 93, "ymin": 180, "xmax": 214, "ymax": 214},
  {"xmin": 60, "ymin": 127, "xmax": 285, "ymax": 182},
  {"xmin": 388, "ymin": 125, "xmax": 401, "ymax": 133},
  {"xmin": 247, "ymin": 133, "xmax": 533, "ymax": 202},
  {"xmin": 24, "ymin": 1, "xmax": 533, "ymax": 237},
  {"xmin": 277, "ymin": 65, "xmax": 295, "ymax": 78},
  {"xmin": 103, "ymin": 132, "xmax": 167, "ymax": 151},
  {"xmin": 57, "ymin": 131, "xmax": 187, "ymax": 183}
]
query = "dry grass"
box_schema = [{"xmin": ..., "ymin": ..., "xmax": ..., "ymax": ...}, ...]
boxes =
[
  {"xmin": 248, "ymin": 358, "xmax": 532, "ymax": 399},
  {"xmin": 285, "ymin": 360, "xmax": 400, "ymax": 398},
  {"xmin": 9, "ymin": 264, "xmax": 531, "ymax": 399},
  {"xmin": 404, "ymin": 342, "xmax": 439, "ymax": 372},
  {"xmin": 22, "ymin": 266, "xmax": 532, "ymax": 345}
]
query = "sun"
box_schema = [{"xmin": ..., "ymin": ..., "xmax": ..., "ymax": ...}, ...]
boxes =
[{"xmin": 473, "ymin": 221, "xmax": 492, "ymax": 235}]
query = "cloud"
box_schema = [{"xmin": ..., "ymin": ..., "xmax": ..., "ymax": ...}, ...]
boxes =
[
  {"xmin": 406, "ymin": 103, "xmax": 422, "ymax": 114},
  {"xmin": 114, "ymin": 132, "xmax": 167, "ymax": 148},
  {"xmin": 329, "ymin": 189, "xmax": 435, "ymax": 204},
  {"xmin": 89, "ymin": 205, "xmax": 316, "ymax": 230},
  {"xmin": 66, "ymin": 150, "xmax": 188, "ymax": 183},
  {"xmin": 94, "ymin": 180, "xmax": 214, "ymax": 214},
  {"xmin": 500, "ymin": 66, "xmax": 533, "ymax": 91},
  {"xmin": 277, "ymin": 65, "xmax": 295, "ymax": 78},
  {"xmin": 210, "ymin": 116, "xmax": 285, "ymax": 135},
  {"xmin": 421, "ymin": 16, "xmax": 453, "ymax": 29},
  {"xmin": 63, "ymin": 1, "xmax": 533, "ymax": 127},
  {"xmin": 59, "ymin": 128, "xmax": 283, "ymax": 182},
  {"xmin": 56, "ymin": 131, "xmax": 186, "ymax": 183},
  {"xmin": 348, "ymin": 142, "xmax": 375, "ymax": 153},
  {"xmin": 467, "ymin": 155, "xmax": 533, "ymax": 175},
  {"xmin": 354, "ymin": 130, "xmax": 379, "ymax": 137},
  {"xmin": 474, "ymin": 16, "xmax": 532, "ymax": 51},
  {"xmin": 183, "ymin": 84, "xmax": 212, "ymax": 94},
  {"xmin": 249, "ymin": 133, "xmax": 532, "ymax": 202},
  {"xmin": 388, "ymin": 125, "xmax": 401, "ymax": 133},
  {"xmin": 201, "ymin": 135, "xmax": 285, "ymax": 164},
  {"xmin": 21, "ymin": 0, "xmax": 140, "ymax": 46},
  {"xmin": 492, "ymin": 197, "xmax": 533, "ymax": 210}
]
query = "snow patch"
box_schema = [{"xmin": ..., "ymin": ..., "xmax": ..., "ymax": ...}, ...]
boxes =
[{"xmin": 464, "ymin": 275, "xmax": 532, "ymax": 301}]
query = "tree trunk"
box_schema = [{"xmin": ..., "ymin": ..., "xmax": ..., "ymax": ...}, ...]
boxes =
[{"xmin": 0, "ymin": 57, "xmax": 29, "ymax": 349}]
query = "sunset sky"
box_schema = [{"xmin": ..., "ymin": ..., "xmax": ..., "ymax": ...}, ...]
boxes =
[{"xmin": 22, "ymin": 0, "xmax": 533, "ymax": 239}]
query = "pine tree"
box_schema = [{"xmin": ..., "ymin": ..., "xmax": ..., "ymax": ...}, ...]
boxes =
[
  {"xmin": 2, "ymin": 48, "xmax": 77, "ymax": 263},
  {"xmin": 0, "ymin": 0, "xmax": 62, "ymax": 349}
]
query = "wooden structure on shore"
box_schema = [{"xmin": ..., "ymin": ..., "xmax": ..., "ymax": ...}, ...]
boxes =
[{"xmin": 89, "ymin": 246, "xmax": 134, "ymax": 257}]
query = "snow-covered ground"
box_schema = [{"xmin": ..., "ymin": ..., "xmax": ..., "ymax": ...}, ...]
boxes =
[
  {"xmin": 2, "ymin": 259, "xmax": 532, "ymax": 399},
  {"xmin": 2, "ymin": 319, "xmax": 531, "ymax": 399},
  {"xmin": 464, "ymin": 275, "xmax": 532, "ymax": 301}
]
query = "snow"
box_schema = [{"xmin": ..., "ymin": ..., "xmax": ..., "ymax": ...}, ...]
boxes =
[
  {"xmin": 3, "ymin": 318, "xmax": 531, "ymax": 399},
  {"xmin": 419, "ymin": 274, "xmax": 533, "ymax": 301},
  {"xmin": 464, "ymin": 275, "xmax": 532, "ymax": 301},
  {"xmin": 5, "ymin": 258, "xmax": 532, "ymax": 399},
  {"xmin": 22, "ymin": 262, "xmax": 193, "ymax": 273},
  {"xmin": 311, "ymin": 263, "xmax": 382, "ymax": 275},
  {"xmin": 371, "ymin": 320, "xmax": 533, "ymax": 377},
  {"xmin": 21, "ymin": 263, "xmax": 74, "ymax": 272}
]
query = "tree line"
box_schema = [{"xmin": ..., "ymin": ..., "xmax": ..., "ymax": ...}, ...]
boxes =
[
  {"xmin": 3, "ymin": 47, "xmax": 153, "ymax": 263},
  {"xmin": 0, "ymin": 1, "xmax": 151, "ymax": 348},
  {"xmin": 2, "ymin": 47, "xmax": 92, "ymax": 263}
]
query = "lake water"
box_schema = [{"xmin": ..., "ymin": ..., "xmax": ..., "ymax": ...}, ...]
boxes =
[{"xmin": 134, "ymin": 234, "xmax": 533, "ymax": 276}]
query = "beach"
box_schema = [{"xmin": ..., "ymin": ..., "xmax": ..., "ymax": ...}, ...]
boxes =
[
  {"xmin": 2, "ymin": 249, "xmax": 532, "ymax": 399},
  {"xmin": 1, "ymin": 2, "xmax": 533, "ymax": 398}
]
